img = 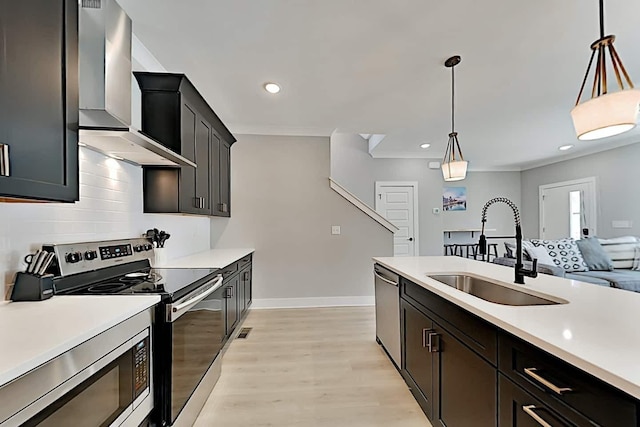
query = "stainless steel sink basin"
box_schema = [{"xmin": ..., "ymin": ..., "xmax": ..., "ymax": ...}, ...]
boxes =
[{"xmin": 427, "ymin": 274, "xmax": 566, "ymax": 306}]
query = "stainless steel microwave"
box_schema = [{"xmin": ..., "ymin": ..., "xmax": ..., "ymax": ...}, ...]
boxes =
[{"xmin": 0, "ymin": 309, "xmax": 153, "ymax": 427}]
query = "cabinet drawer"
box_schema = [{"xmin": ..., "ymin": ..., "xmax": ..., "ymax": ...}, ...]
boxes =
[
  {"xmin": 498, "ymin": 374, "xmax": 590, "ymax": 427},
  {"xmin": 499, "ymin": 333, "xmax": 638, "ymax": 426},
  {"xmin": 238, "ymin": 254, "xmax": 252, "ymax": 270},
  {"xmin": 220, "ymin": 262, "xmax": 238, "ymax": 280},
  {"xmin": 402, "ymin": 278, "xmax": 497, "ymax": 365}
]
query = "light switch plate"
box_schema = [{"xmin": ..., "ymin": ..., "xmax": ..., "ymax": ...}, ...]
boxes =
[{"xmin": 331, "ymin": 225, "xmax": 341, "ymax": 235}]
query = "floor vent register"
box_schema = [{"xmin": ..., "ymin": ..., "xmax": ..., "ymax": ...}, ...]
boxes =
[{"xmin": 237, "ymin": 327, "xmax": 252, "ymax": 339}]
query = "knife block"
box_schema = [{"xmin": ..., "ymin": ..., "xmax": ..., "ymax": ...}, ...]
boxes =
[{"xmin": 10, "ymin": 272, "xmax": 55, "ymax": 302}]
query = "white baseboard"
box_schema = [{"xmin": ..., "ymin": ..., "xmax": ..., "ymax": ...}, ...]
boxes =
[{"xmin": 251, "ymin": 296, "xmax": 375, "ymax": 309}]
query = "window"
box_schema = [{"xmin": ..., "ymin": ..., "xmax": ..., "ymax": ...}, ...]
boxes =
[{"xmin": 569, "ymin": 190, "xmax": 582, "ymax": 240}]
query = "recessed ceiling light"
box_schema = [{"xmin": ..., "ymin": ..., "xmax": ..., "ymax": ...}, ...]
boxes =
[
  {"xmin": 264, "ymin": 83, "xmax": 281, "ymax": 94},
  {"xmin": 559, "ymin": 144, "xmax": 574, "ymax": 151},
  {"xmin": 420, "ymin": 143, "xmax": 431, "ymax": 149}
]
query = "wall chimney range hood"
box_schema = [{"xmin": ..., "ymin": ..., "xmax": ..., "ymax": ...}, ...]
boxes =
[{"xmin": 78, "ymin": 0, "xmax": 195, "ymax": 168}]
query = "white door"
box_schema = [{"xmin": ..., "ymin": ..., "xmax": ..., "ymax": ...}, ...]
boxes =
[
  {"xmin": 540, "ymin": 178, "xmax": 597, "ymax": 240},
  {"xmin": 375, "ymin": 182, "xmax": 418, "ymax": 256}
]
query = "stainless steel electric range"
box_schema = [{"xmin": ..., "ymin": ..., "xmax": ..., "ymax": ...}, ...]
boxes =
[{"xmin": 44, "ymin": 238, "xmax": 226, "ymax": 427}]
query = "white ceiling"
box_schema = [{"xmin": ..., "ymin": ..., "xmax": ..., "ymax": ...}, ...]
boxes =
[{"xmin": 118, "ymin": 0, "xmax": 640, "ymax": 170}]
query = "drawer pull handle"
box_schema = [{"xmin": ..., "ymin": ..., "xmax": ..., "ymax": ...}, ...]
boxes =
[
  {"xmin": 522, "ymin": 405, "xmax": 553, "ymax": 427},
  {"xmin": 524, "ymin": 368, "xmax": 573, "ymax": 395}
]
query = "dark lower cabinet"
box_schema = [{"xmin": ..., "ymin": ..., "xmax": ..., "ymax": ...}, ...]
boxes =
[
  {"xmin": 499, "ymin": 333, "xmax": 638, "ymax": 426},
  {"xmin": 435, "ymin": 324, "xmax": 496, "ymax": 427},
  {"xmin": 0, "ymin": 0, "xmax": 78, "ymax": 202},
  {"xmin": 224, "ymin": 275, "xmax": 239, "ymax": 336},
  {"xmin": 401, "ymin": 300, "xmax": 435, "ymax": 419},
  {"xmin": 239, "ymin": 263, "xmax": 252, "ymax": 314},
  {"xmin": 401, "ymin": 296, "xmax": 496, "ymax": 427},
  {"xmin": 499, "ymin": 374, "xmax": 581, "ymax": 427},
  {"xmin": 398, "ymin": 277, "xmax": 640, "ymax": 427}
]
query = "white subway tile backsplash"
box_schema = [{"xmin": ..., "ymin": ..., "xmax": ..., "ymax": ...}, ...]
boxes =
[{"xmin": 0, "ymin": 147, "xmax": 211, "ymax": 296}]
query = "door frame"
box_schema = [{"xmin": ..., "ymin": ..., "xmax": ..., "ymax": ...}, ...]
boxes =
[
  {"xmin": 538, "ymin": 177, "xmax": 597, "ymax": 239},
  {"xmin": 375, "ymin": 181, "xmax": 420, "ymax": 255}
]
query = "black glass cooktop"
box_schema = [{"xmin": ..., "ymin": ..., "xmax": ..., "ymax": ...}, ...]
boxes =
[{"xmin": 72, "ymin": 267, "xmax": 217, "ymax": 299}]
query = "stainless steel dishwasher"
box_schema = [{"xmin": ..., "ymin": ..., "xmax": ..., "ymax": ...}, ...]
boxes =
[{"xmin": 374, "ymin": 263, "xmax": 400, "ymax": 367}]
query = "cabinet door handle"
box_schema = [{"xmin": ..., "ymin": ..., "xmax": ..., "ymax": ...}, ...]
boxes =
[
  {"xmin": 0, "ymin": 144, "xmax": 10, "ymax": 177},
  {"xmin": 421, "ymin": 329, "xmax": 434, "ymax": 348},
  {"xmin": 218, "ymin": 202, "xmax": 228, "ymax": 213},
  {"xmin": 524, "ymin": 368, "xmax": 573, "ymax": 395},
  {"xmin": 522, "ymin": 405, "xmax": 553, "ymax": 427},
  {"xmin": 427, "ymin": 333, "xmax": 440, "ymax": 353}
]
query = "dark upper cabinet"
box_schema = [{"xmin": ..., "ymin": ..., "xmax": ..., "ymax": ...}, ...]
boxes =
[
  {"xmin": 134, "ymin": 72, "xmax": 235, "ymax": 217},
  {"xmin": 215, "ymin": 139, "xmax": 232, "ymax": 216},
  {"xmin": 0, "ymin": 0, "xmax": 79, "ymax": 202}
]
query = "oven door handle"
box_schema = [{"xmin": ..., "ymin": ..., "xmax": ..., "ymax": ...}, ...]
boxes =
[{"xmin": 167, "ymin": 275, "xmax": 224, "ymax": 322}]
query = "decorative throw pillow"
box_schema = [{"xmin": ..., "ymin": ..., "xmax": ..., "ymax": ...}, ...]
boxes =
[
  {"xmin": 598, "ymin": 236, "xmax": 640, "ymax": 269},
  {"xmin": 522, "ymin": 241, "xmax": 556, "ymax": 266},
  {"xmin": 531, "ymin": 238, "xmax": 589, "ymax": 272},
  {"xmin": 576, "ymin": 237, "xmax": 614, "ymax": 271},
  {"xmin": 633, "ymin": 247, "xmax": 640, "ymax": 271},
  {"xmin": 504, "ymin": 241, "xmax": 531, "ymax": 260}
]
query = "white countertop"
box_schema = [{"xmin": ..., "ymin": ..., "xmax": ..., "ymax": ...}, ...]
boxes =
[
  {"xmin": 156, "ymin": 248, "xmax": 254, "ymax": 269},
  {"xmin": 0, "ymin": 295, "xmax": 160, "ymax": 388},
  {"xmin": 373, "ymin": 256, "xmax": 640, "ymax": 400}
]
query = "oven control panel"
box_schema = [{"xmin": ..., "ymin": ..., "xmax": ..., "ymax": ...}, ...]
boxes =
[
  {"xmin": 42, "ymin": 238, "xmax": 154, "ymax": 277},
  {"xmin": 99, "ymin": 243, "xmax": 133, "ymax": 260}
]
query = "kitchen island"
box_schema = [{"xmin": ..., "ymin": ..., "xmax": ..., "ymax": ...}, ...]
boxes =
[{"xmin": 374, "ymin": 256, "xmax": 640, "ymax": 426}]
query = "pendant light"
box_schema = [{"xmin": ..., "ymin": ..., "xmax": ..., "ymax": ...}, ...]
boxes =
[
  {"xmin": 442, "ymin": 55, "xmax": 468, "ymax": 182},
  {"xmin": 571, "ymin": 0, "xmax": 640, "ymax": 141}
]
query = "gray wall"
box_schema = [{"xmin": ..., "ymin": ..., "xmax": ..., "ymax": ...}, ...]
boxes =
[
  {"xmin": 330, "ymin": 133, "xmax": 522, "ymax": 255},
  {"xmin": 210, "ymin": 135, "xmax": 393, "ymax": 304},
  {"xmin": 522, "ymin": 142, "xmax": 640, "ymax": 239}
]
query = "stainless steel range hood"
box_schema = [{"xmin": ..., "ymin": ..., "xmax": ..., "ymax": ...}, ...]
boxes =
[{"xmin": 78, "ymin": 0, "xmax": 195, "ymax": 168}]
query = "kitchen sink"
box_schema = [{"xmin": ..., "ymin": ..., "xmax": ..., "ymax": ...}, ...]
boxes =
[{"xmin": 427, "ymin": 274, "xmax": 567, "ymax": 306}]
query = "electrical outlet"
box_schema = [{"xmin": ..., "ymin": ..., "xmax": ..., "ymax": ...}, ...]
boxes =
[{"xmin": 331, "ymin": 225, "xmax": 341, "ymax": 235}]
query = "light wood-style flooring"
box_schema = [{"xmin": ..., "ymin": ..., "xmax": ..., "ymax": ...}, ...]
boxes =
[{"xmin": 194, "ymin": 306, "xmax": 432, "ymax": 427}]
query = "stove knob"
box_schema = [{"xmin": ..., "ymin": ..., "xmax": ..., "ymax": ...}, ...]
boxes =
[
  {"xmin": 144, "ymin": 244, "xmax": 153, "ymax": 251},
  {"xmin": 134, "ymin": 245, "xmax": 143, "ymax": 253},
  {"xmin": 84, "ymin": 250, "xmax": 98, "ymax": 261},
  {"xmin": 65, "ymin": 252, "xmax": 83, "ymax": 263}
]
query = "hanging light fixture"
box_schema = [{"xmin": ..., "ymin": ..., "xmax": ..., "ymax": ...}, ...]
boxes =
[
  {"xmin": 571, "ymin": 0, "xmax": 640, "ymax": 141},
  {"xmin": 442, "ymin": 55, "xmax": 468, "ymax": 181}
]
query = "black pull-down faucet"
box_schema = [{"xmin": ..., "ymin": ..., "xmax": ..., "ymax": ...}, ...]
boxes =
[{"xmin": 478, "ymin": 197, "xmax": 538, "ymax": 284}]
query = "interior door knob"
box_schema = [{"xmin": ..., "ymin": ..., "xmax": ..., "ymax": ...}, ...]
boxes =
[{"xmin": 408, "ymin": 237, "xmax": 414, "ymax": 241}]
